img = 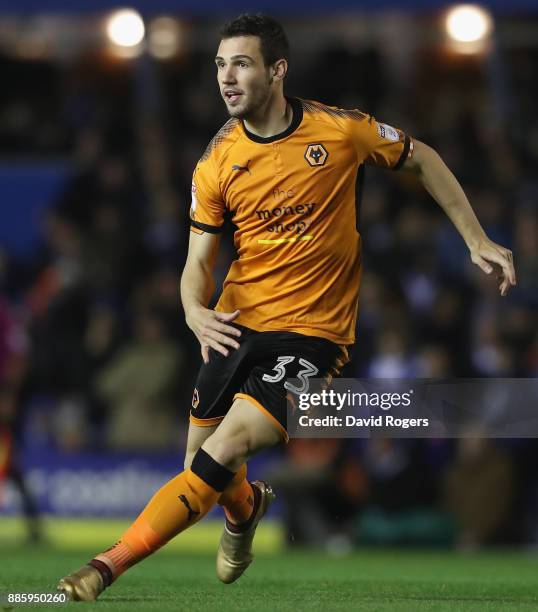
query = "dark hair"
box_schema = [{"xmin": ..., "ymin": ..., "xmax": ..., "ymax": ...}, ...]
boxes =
[{"xmin": 220, "ymin": 13, "xmax": 290, "ymax": 67}]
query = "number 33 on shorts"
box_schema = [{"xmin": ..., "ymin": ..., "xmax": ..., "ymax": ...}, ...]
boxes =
[{"xmin": 262, "ymin": 356, "xmax": 319, "ymax": 394}]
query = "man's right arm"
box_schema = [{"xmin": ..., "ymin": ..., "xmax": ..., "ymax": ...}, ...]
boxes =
[{"xmin": 180, "ymin": 231, "xmax": 241, "ymax": 363}]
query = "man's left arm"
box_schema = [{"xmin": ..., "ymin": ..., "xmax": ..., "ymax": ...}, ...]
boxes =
[{"xmin": 401, "ymin": 139, "xmax": 516, "ymax": 296}]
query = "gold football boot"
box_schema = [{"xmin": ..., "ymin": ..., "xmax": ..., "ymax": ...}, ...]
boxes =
[
  {"xmin": 216, "ymin": 480, "xmax": 275, "ymax": 584},
  {"xmin": 57, "ymin": 565, "xmax": 105, "ymax": 601}
]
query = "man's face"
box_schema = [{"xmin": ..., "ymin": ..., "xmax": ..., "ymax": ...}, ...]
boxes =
[{"xmin": 215, "ymin": 36, "xmax": 273, "ymax": 119}]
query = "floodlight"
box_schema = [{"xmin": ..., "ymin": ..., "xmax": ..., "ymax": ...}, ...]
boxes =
[
  {"xmin": 446, "ymin": 5, "xmax": 493, "ymax": 43},
  {"xmin": 106, "ymin": 9, "xmax": 145, "ymax": 48}
]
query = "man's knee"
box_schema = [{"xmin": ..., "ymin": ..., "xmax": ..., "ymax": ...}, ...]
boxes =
[
  {"xmin": 184, "ymin": 423, "xmax": 218, "ymax": 471},
  {"xmin": 195, "ymin": 399, "xmax": 284, "ymax": 470},
  {"xmin": 202, "ymin": 433, "xmax": 249, "ymax": 471},
  {"xmin": 185, "ymin": 438, "xmax": 245, "ymax": 472}
]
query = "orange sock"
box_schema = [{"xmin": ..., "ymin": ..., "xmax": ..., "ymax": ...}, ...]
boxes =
[
  {"xmin": 90, "ymin": 449, "xmax": 234, "ymax": 584},
  {"xmin": 218, "ymin": 463, "xmax": 255, "ymax": 525}
]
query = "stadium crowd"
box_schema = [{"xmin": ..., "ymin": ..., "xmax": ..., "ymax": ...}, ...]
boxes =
[{"xmin": 0, "ymin": 20, "xmax": 537, "ymax": 547}]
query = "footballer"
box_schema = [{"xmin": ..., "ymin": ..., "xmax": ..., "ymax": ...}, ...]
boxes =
[{"xmin": 58, "ymin": 13, "xmax": 516, "ymax": 600}]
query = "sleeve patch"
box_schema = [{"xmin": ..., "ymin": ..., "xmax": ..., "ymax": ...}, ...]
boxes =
[
  {"xmin": 190, "ymin": 182, "xmax": 198, "ymax": 214},
  {"xmin": 377, "ymin": 123, "xmax": 400, "ymax": 142}
]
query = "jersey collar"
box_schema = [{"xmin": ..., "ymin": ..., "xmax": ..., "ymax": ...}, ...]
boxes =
[{"xmin": 242, "ymin": 97, "xmax": 303, "ymax": 144}]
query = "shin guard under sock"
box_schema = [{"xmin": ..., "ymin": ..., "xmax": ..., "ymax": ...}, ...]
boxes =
[{"xmin": 91, "ymin": 449, "xmax": 235, "ymax": 582}]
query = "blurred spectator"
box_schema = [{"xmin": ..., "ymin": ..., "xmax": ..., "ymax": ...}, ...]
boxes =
[
  {"xmin": 0, "ymin": 286, "xmax": 41, "ymax": 542},
  {"xmin": 95, "ymin": 309, "xmax": 184, "ymax": 451},
  {"xmin": 356, "ymin": 439, "xmax": 451, "ymax": 547},
  {"xmin": 413, "ymin": 344, "xmax": 453, "ymax": 378},
  {"xmin": 443, "ymin": 436, "xmax": 515, "ymax": 550},
  {"xmin": 513, "ymin": 207, "xmax": 538, "ymax": 305},
  {"xmin": 266, "ymin": 439, "xmax": 366, "ymax": 551},
  {"xmin": 368, "ymin": 330, "xmax": 414, "ymax": 378}
]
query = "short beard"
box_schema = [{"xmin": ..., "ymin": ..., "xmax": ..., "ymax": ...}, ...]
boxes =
[
  {"xmin": 225, "ymin": 79, "xmax": 272, "ymax": 121},
  {"xmin": 226, "ymin": 104, "xmax": 250, "ymax": 120}
]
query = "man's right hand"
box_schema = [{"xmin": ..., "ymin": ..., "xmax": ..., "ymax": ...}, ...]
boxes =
[{"xmin": 185, "ymin": 306, "xmax": 242, "ymax": 363}]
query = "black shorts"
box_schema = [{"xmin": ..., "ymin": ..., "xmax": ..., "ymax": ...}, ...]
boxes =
[{"xmin": 189, "ymin": 324, "xmax": 349, "ymax": 441}]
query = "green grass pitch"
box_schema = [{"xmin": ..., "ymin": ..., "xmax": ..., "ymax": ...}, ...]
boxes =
[{"xmin": 1, "ymin": 518, "xmax": 537, "ymax": 611}]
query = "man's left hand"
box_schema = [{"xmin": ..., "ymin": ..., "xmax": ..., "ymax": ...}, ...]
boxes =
[{"xmin": 469, "ymin": 237, "xmax": 516, "ymax": 296}]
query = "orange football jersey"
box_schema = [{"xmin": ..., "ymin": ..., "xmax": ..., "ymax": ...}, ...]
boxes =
[{"xmin": 190, "ymin": 98, "xmax": 413, "ymax": 345}]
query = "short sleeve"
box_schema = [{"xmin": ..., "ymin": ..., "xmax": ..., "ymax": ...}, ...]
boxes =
[
  {"xmin": 190, "ymin": 157, "xmax": 225, "ymax": 234},
  {"xmin": 349, "ymin": 114, "xmax": 413, "ymax": 171}
]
